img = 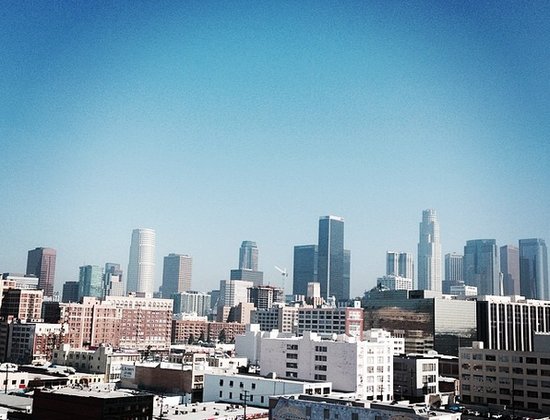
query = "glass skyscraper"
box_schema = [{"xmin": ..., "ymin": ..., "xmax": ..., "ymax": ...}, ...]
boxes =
[
  {"xmin": 292, "ymin": 245, "xmax": 318, "ymax": 296},
  {"xmin": 78, "ymin": 265, "xmax": 103, "ymax": 299},
  {"xmin": 417, "ymin": 209, "xmax": 442, "ymax": 292},
  {"xmin": 463, "ymin": 239, "xmax": 500, "ymax": 296},
  {"xmin": 161, "ymin": 253, "xmax": 192, "ymax": 297},
  {"xmin": 318, "ymin": 215, "xmax": 350, "ymax": 301},
  {"xmin": 239, "ymin": 241, "xmax": 259, "ymax": 271},
  {"xmin": 519, "ymin": 238, "xmax": 548, "ymax": 300},
  {"xmin": 500, "ymin": 245, "xmax": 520, "ymax": 296},
  {"xmin": 127, "ymin": 228, "xmax": 156, "ymax": 296}
]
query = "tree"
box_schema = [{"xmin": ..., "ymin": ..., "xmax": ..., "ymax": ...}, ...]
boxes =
[
  {"xmin": 198, "ymin": 331, "xmax": 205, "ymax": 343},
  {"xmin": 218, "ymin": 329, "xmax": 227, "ymax": 344},
  {"xmin": 187, "ymin": 334, "xmax": 195, "ymax": 345}
]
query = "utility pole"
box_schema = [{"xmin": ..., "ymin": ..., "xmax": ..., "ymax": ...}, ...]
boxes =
[{"xmin": 240, "ymin": 390, "xmax": 250, "ymax": 420}]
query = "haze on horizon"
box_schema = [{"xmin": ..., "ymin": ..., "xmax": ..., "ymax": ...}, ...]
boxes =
[{"xmin": 1, "ymin": 1, "xmax": 549, "ymax": 297}]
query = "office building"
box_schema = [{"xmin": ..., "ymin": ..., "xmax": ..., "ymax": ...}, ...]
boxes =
[
  {"xmin": 239, "ymin": 240, "xmax": 258, "ymax": 270},
  {"xmin": 126, "ymin": 228, "xmax": 156, "ymax": 296},
  {"xmin": 519, "ymin": 238, "xmax": 549, "ymax": 300},
  {"xmin": 417, "ymin": 210, "xmax": 442, "ymax": 292},
  {"xmin": 443, "ymin": 253, "xmax": 463, "ymax": 294},
  {"xmin": 362, "ymin": 289, "xmax": 477, "ymax": 356},
  {"xmin": 394, "ymin": 354, "xmax": 439, "ymax": 401},
  {"xmin": 248, "ymin": 285, "xmax": 284, "ymax": 310},
  {"xmin": 377, "ymin": 275, "xmax": 413, "ymax": 291},
  {"xmin": 218, "ymin": 279, "xmax": 253, "ymax": 308},
  {"xmin": 297, "ymin": 306, "xmax": 364, "ymax": 339},
  {"xmin": 292, "ymin": 245, "xmax": 318, "ymax": 296},
  {"xmin": 464, "ymin": 239, "xmax": 500, "ymax": 296},
  {"xmin": 318, "ymin": 216, "xmax": 350, "ymax": 301},
  {"xmin": 500, "ymin": 245, "xmax": 520, "ymax": 296},
  {"xmin": 476, "ymin": 295, "xmax": 550, "ymax": 352},
  {"xmin": 459, "ymin": 338, "xmax": 550, "ymax": 413},
  {"xmin": 78, "ymin": 265, "xmax": 103, "ymax": 299},
  {"xmin": 26, "ymin": 247, "xmax": 56, "ymax": 297},
  {"xmin": 229, "ymin": 269, "xmax": 263, "ymax": 286},
  {"xmin": 172, "ymin": 291, "xmax": 211, "ymax": 316},
  {"xmin": 161, "ymin": 253, "xmax": 192, "ymax": 297},
  {"xmin": 104, "ymin": 263, "xmax": 124, "ymax": 298},
  {"xmin": 0, "ymin": 288, "xmax": 43, "ymax": 321},
  {"xmin": 62, "ymin": 281, "xmax": 79, "ymax": 303},
  {"xmin": 251, "ymin": 306, "xmax": 299, "ymax": 335}
]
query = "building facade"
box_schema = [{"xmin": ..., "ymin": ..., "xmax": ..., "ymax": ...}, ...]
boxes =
[
  {"xmin": 464, "ymin": 239, "xmax": 500, "ymax": 296},
  {"xmin": 26, "ymin": 247, "xmax": 56, "ymax": 297},
  {"xmin": 103, "ymin": 263, "xmax": 124, "ymax": 298},
  {"xmin": 172, "ymin": 291, "xmax": 211, "ymax": 316},
  {"xmin": 417, "ymin": 209, "xmax": 442, "ymax": 292},
  {"xmin": 318, "ymin": 216, "xmax": 350, "ymax": 301},
  {"xmin": 377, "ymin": 275, "xmax": 413, "ymax": 291},
  {"xmin": 500, "ymin": 245, "xmax": 520, "ymax": 296},
  {"xmin": 297, "ymin": 306, "xmax": 364, "ymax": 339},
  {"xmin": 519, "ymin": 238, "xmax": 548, "ymax": 300},
  {"xmin": 126, "ymin": 228, "xmax": 156, "ymax": 296},
  {"xmin": 293, "ymin": 245, "xmax": 318, "ymax": 297},
  {"xmin": 443, "ymin": 253, "xmax": 464, "ymax": 294},
  {"xmin": 161, "ymin": 253, "xmax": 192, "ymax": 298},
  {"xmin": 62, "ymin": 281, "xmax": 79, "ymax": 303},
  {"xmin": 78, "ymin": 265, "xmax": 103, "ymax": 299},
  {"xmin": 239, "ymin": 241, "xmax": 259, "ymax": 271}
]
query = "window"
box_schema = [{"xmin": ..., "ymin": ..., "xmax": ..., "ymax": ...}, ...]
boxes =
[
  {"xmin": 252, "ymin": 383, "xmax": 256, "ymax": 390},
  {"xmin": 315, "ymin": 365, "xmax": 327, "ymax": 371},
  {"xmin": 229, "ymin": 381, "xmax": 234, "ymax": 387},
  {"xmin": 286, "ymin": 353, "xmax": 298, "ymax": 359},
  {"xmin": 219, "ymin": 391, "xmax": 223, "ymax": 398}
]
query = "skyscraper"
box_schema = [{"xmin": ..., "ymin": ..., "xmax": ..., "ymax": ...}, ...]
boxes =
[
  {"xmin": 386, "ymin": 252, "xmax": 414, "ymax": 280},
  {"xmin": 519, "ymin": 238, "xmax": 548, "ymax": 300},
  {"xmin": 161, "ymin": 253, "xmax": 192, "ymax": 297},
  {"xmin": 417, "ymin": 209, "xmax": 442, "ymax": 292},
  {"xmin": 26, "ymin": 247, "xmax": 56, "ymax": 297},
  {"xmin": 443, "ymin": 253, "xmax": 464, "ymax": 293},
  {"xmin": 239, "ymin": 241, "xmax": 258, "ymax": 271},
  {"xmin": 104, "ymin": 263, "xmax": 124, "ymax": 297},
  {"xmin": 318, "ymin": 215, "xmax": 350, "ymax": 301},
  {"xmin": 500, "ymin": 245, "xmax": 520, "ymax": 296},
  {"xmin": 127, "ymin": 228, "xmax": 156, "ymax": 296},
  {"xmin": 463, "ymin": 239, "xmax": 500, "ymax": 296},
  {"xmin": 292, "ymin": 245, "xmax": 318, "ymax": 296},
  {"xmin": 78, "ymin": 265, "xmax": 103, "ymax": 299}
]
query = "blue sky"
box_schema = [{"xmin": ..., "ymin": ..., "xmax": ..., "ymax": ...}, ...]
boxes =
[{"xmin": 2, "ymin": 1, "xmax": 549, "ymax": 297}]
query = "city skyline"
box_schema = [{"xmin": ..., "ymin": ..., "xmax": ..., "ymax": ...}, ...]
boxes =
[{"xmin": 2, "ymin": 2, "xmax": 549, "ymax": 297}]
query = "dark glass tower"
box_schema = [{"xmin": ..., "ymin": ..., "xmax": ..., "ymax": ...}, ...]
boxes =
[
  {"xmin": 317, "ymin": 216, "xmax": 349, "ymax": 301},
  {"xmin": 292, "ymin": 245, "xmax": 318, "ymax": 296},
  {"xmin": 26, "ymin": 247, "xmax": 56, "ymax": 297},
  {"xmin": 463, "ymin": 239, "xmax": 500, "ymax": 296},
  {"xmin": 519, "ymin": 238, "xmax": 548, "ymax": 300}
]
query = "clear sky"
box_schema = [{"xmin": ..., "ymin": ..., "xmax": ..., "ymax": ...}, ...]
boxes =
[{"xmin": 1, "ymin": 1, "xmax": 549, "ymax": 297}]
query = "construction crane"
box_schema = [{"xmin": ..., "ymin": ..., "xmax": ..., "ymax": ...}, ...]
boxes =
[{"xmin": 274, "ymin": 265, "xmax": 288, "ymax": 293}]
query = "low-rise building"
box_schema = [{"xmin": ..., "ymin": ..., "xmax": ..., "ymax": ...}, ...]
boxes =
[
  {"xmin": 297, "ymin": 306, "xmax": 364, "ymax": 339},
  {"xmin": 203, "ymin": 372, "xmax": 332, "ymax": 407},
  {"xmin": 393, "ymin": 354, "xmax": 439, "ymax": 402}
]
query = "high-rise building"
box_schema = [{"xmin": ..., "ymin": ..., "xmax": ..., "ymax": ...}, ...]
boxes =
[
  {"xmin": 318, "ymin": 216, "xmax": 350, "ymax": 301},
  {"xmin": 417, "ymin": 210, "xmax": 442, "ymax": 292},
  {"xmin": 127, "ymin": 228, "xmax": 156, "ymax": 296},
  {"xmin": 292, "ymin": 245, "xmax": 318, "ymax": 297},
  {"xmin": 104, "ymin": 263, "xmax": 124, "ymax": 297},
  {"xmin": 62, "ymin": 281, "xmax": 79, "ymax": 303},
  {"xmin": 464, "ymin": 239, "xmax": 500, "ymax": 296},
  {"xmin": 172, "ymin": 291, "xmax": 211, "ymax": 316},
  {"xmin": 386, "ymin": 252, "xmax": 414, "ymax": 280},
  {"xmin": 26, "ymin": 247, "xmax": 56, "ymax": 297},
  {"xmin": 519, "ymin": 238, "xmax": 549, "ymax": 300},
  {"xmin": 500, "ymin": 245, "xmax": 520, "ymax": 296},
  {"xmin": 161, "ymin": 253, "xmax": 192, "ymax": 297},
  {"xmin": 443, "ymin": 253, "xmax": 464, "ymax": 294},
  {"xmin": 78, "ymin": 265, "xmax": 103, "ymax": 299},
  {"xmin": 239, "ymin": 241, "xmax": 258, "ymax": 271}
]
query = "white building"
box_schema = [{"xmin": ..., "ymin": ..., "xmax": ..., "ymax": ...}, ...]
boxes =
[
  {"xmin": 417, "ymin": 209, "xmax": 442, "ymax": 292},
  {"xmin": 127, "ymin": 228, "xmax": 156, "ymax": 297},
  {"xmin": 393, "ymin": 354, "xmax": 439, "ymax": 401},
  {"xmin": 297, "ymin": 306, "xmax": 364, "ymax": 338},
  {"xmin": 377, "ymin": 275, "xmax": 413, "ymax": 291},
  {"xmin": 218, "ymin": 280, "xmax": 253, "ymax": 308},
  {"xmin": 449, "ymin": 284, "xmax": 477, "ymax": 296},
  {"xmin": 203, "ymin": 372, "xmax": 332, "ymax": 407},
  {"xmin": 246, "ymin": 328, "xmax": 394, "ymax": 401},
  {"xmin": 172, "ymin": 291, "xmax": 211, "ymax": 316}
]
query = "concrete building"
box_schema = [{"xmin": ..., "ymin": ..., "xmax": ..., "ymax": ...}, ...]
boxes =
[
  {"xmin": 0, "ymin": 288, "xmax": 43, "ymax": 321},
  {"xmin": 171, "ymin": 315, "xmax": 208, "ymax": 344},
  {"xmin": 218, "ymin": 279, "xmax": 253, "ymax": 308},
  {"xmin": 172, "ymin": 291, "xmax": 211, "ymax": 316},
  {"xmin": 127, "ymin": 228, "xmax": 156, "ymax": 296},
  {"xmin": 417, "ymin": 209, "xmax": 442, "ymax": 292},
  {"xmin": 377, "ymin": 275, "xmax": 413, "ymax": 291},
  {"xmin": 31, "ymin": 387, "xmax": 153, "ymax": 420},
  {"xmin": 1, "ymin": 273, "xmax": 39, "ymax": 290},
  {"xmin": 203, "ymin": 372, "xmax": 332, "ymax": 408},
  {"xmin": 26, "ymin": 247, "xmax": 56, "ymax": 297},
  {"xmin": 161, "ymin": 253, "xmax": 192, "ymax": 298},
  {"xmin": 52, "ymin": 344, "xmax": 140, "ymax": 382},
  {"xmin": 476, "ymin": 294, "xmax": 550, "ymax": 351},
  {"xmin": 248, "ymin": 328, "xmax": 394, "ymax": 401},
  {"xmin": 297, "ymin": 306, "xmax": 364, "ymax": 339},
  {"xmin": 248, "ymin": 285, "xmax": 284, "ymax": 310},
  {"xmin": 251, "ymin": 305, "xmax": 298, "ymax": 334},
  {"xmin": 449, "ymin": 284, "xmax": 477, "ymax": 296},
  {"xmin": 459, "ymin": 336, "xmax": 550, "ymax": 413},
  {"xmin": 1, "ymin": 321, "xmax": 64, "ymax": 364},
  {"xmin": 393, "ymin": 354, "xmax": 439, "ymax": 401}
]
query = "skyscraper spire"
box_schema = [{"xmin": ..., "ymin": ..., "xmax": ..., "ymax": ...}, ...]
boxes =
[{"xmin": 417, "ymin": 209, "xmax": 442, "ymax": 292}]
